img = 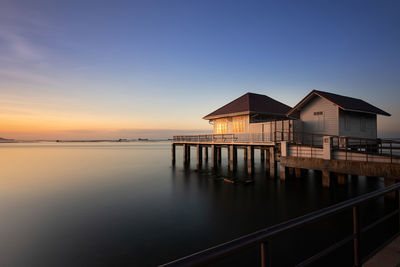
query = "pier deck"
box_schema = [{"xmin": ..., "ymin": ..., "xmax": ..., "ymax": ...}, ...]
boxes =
[{"xmin": 172, "ymin": 132, "xmax": 400, "ymax": 187}]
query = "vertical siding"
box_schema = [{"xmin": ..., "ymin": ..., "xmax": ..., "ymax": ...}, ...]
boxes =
[
  {"xmin": 300, "ymin": 95, "xmax": 339, "ymax": 136},
  {"xmin": 338, "ymin": 110, "xmax": 377, "ymax": 139}
]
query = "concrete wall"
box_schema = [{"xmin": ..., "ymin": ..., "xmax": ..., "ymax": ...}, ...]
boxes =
[
  {"xmin": 338, "ymin": 110, "xmax": 377, "ymax": 139},
  {"xmin": 300, "ymin": 95, "xmax": 339, "ymax": 136}
]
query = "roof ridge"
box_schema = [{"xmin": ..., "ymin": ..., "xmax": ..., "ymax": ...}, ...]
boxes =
[
  {"xmin": 314, "ymin": 89, "xmax": 363, "ymax": 102},
  {"xmin": 203, "ymin": 92, "xmax": 291, "ymax": 119},
  {"xmin": 288, "ymin": 90, "xmax": 390, "ymax": 117}
]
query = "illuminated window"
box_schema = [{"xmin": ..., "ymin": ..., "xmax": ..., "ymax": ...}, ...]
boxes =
[
  {"xmin": 233, "ymin": 117, "xmax": 245, "ymax": 133},
  {"xmin": 215, "ymin": 119, "xmax": 227, "ymax": 134}
]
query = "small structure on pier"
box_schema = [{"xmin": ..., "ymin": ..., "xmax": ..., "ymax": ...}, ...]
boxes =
[
  {"xmin": 203, "ymin": 92, "xmax": 298, "ymax": 136},
  {"xmin": 287, "ymin": 90, "xmax": 391, "ymax": 139},
  {"xmin": 172, "ymin": 89, "xmax": 398, "ymax": 189}
]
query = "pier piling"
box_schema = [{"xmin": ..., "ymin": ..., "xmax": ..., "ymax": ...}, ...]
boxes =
[
  {"xmin": 197, "ymin": 145, "xmax": 202, "ymax": 169},
  {"xmin": 269, "ymin": 147, "xmax": 275, "ymax": 178},
  {"xmin": 337, "ymin": 173, "xmax": 347, "ymax": 184},
  {"xmin": 280, "ymin": 163, "xmax": 287, "ymax": 180},
  {"xmin": 247, "ymin": 146, "xmax": 254, "ymax": 174},
  {"xmin": 265, "ymin": 149, "xmax": 270, "ymax": 173},
  {"xmin": 171, "ymin": 144, "xmax": 176, "ymax": 166},
  {"xmin": 183, "ymin": 144, "xmax": 190, "ymax": 166},
  {"xmin": 295, "ymin": 168, "xmax": 301, "ymax": 178},
  {"xmin": 217, "ymin": 147, "xmax": 222, "ymax": 164},
  {"xmin": 229, "ymin": 145, "xmax": 237, "ymax": 172},
  {"xmin": 322, "ymin": 170, "xmax": 330, "ymax": 187},
  {"xmin": 211, "ymin": 145, "xmax": 217, "ymax": 169},
  {"xmin": 260, "ymin": 149, "xmax": 265, "ymax": 163}
]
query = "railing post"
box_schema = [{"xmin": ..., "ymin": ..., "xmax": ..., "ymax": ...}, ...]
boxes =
[
  {"xmin": 353, "ymin": 205, "xmax": 360, "ymax": 267},
  {"xmin": 323, "ymin": 136, "xmax": 332, "ymax": 160},
  {"xmin": 391, "ymin": 143, "xmax": 393, "ymax": 164},
  {"xmin": 261, "ymin": 241, "xmax": 271, "ymax": 267},
  {"xmin": 396, "ymin": 189, "xmax": 400, "ymax": 231}
]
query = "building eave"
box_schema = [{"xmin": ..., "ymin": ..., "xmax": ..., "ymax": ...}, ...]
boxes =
[
  {"xmin": 203, "ymin": 111, "xmax": 289, "ymax": 120},
  {"xmin": 339, "ymin": 107, "xmax": 391, "ymax": 116}
]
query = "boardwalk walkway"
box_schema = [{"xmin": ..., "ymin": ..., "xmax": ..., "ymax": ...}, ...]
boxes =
[{"xmin": 364, "ymin": 235, "xmax": 400, "ymax": 267}]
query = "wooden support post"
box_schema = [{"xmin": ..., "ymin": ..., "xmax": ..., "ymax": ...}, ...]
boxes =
[
  {"xmin": 288, "ymin": 167, "xmax": 294, "ymax": 176},
  {"xmin": 247, "ymin": 146, "xmax": 254, "ymax": 174},
  {"xmin": 217, "ymin": 147, "xmax": 222, "ymax": 164},
  {"xmin": 171, "ymin": 143, "xmax": 176, "ymax": 166},
  {"xmin": 280, "ymin": 162, "xmax": 287, "ymax": 180},
  {"xmin": 265, "ymin": 149, "xmax": 270, "ymax": 173},
  {"xmin": 322, "ymin": 170, "xmax": 330, "ymax": 188},
  {"xmin": 211, "ymin": 145, "xmax": 217, "ymax": 169},
  {"xmin": 186, "ymin": 145, "xmax": 190, "ymax": 163},
  {"xmin": 229, "ymin": 145, "xmax": 237, "ymax": 172},
  {"xmin": 183, "ymin": 144, "xmax": 188, "ymax": 166},
  {"xmin": 295, "ymin": 168, "xmax": 301, "ymax": 178},
  {"xmin": 337, "ymin": 173, "xmax": 347, "ymax": 185},
  {"xmin": 269, "ymin": 147, "xmax": 275, "ymax": 178},
  {"xmin": 244, "ymin": 147, "xmax": 248, "ymax": 162},
  {"xmin": 228, "ymin": 146, "xmax": 231, "ymax": 164},
  {"xmin": 197, "ymin": 145, "xmax": 202, "ymax": 169},
  {"xmin": 204, "ymin": 146, "xmax": 208, "ymax": 162},
  {"xmin": 260, "ymin": 149, "xmax": 265, "ymax": 163}
]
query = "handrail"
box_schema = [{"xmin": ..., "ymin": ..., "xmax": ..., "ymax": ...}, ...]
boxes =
[
  {"xmin": 173, "ymin": 131, "xmax": 400, "ymax": 162},
  {"xmin": 161, "ymin": 183, "xmax": 400, "ymax": 267}
]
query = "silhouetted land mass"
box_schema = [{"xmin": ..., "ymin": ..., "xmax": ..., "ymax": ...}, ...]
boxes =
[{"xmin": 0, "ymin": 137, "xmax": 15, "ymax": 143}]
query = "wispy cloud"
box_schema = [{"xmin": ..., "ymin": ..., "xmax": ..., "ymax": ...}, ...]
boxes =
[{"xmin": 0, "ymin": 28, "xmax": 44, "ymax": 61}]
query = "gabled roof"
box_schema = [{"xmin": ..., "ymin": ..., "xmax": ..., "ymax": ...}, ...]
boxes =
[
  {"xmin": 287, "ymin": 90, "xmax": 391, "ymax": 117},
  {"xmin": 203, "ymin": 92, "xmax": 291, "ymax": 120}
]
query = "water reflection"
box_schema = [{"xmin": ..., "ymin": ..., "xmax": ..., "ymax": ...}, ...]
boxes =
[{"xmin": 0, "ymin": 142, "xmax": 392, "ymax": 266}]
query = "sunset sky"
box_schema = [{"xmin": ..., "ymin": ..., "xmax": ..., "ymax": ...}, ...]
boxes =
[{"xmin": 1, "ymin": 0, "xmax": 399, "ymax": 139}]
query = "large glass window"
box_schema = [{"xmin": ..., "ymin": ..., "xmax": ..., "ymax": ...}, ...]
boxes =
[
  {"xmin": 215, "ymin": 119, "xmax": 227, "ymax": 134},
  {"xmin": 233, "ymin": 116, "xmax": 246, "ymax": 133}
]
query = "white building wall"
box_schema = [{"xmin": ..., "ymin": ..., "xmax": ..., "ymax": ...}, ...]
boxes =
[
  {"xmin": 300, "ymin": 96, "xmax": 339, "ymax": 136},
  {"xmin": 338, "ymin": 110, "xmax": 377, "ymax": 139}
]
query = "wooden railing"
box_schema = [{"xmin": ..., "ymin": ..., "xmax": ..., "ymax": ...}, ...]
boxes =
[{"xmin": 160, "ymin": 183, "xmax": 400, "ymax": 267}]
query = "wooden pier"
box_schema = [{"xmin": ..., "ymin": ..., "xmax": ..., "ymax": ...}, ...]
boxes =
[{"xmin": 172, "ymin": 132, "xmax": 400, "ymax": 187}]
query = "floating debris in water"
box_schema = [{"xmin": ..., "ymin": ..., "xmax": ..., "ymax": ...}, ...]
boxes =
[{"xmin": 223, "ymin": 178, "xmax": 235, "ymax": 184}]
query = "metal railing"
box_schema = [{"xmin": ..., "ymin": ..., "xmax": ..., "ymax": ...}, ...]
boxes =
[
  {"xmin": 331, "ymin": 136, "xmax": 400, "ymax": 163},
  {"xmin": 173, "ymin": 133, "xmax": 275, "ymax": 144},
  {"xmin": 161, "ymin": 183, "xmax": 400, "ymax": 267},
  {"xmin": 173, "ymin": 131, "xmax": 400, "ymax": 162}
]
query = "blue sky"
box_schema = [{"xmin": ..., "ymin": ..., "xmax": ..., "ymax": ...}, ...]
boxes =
[{"xmin": 0, "ymin": 0, "xmax": 399, "ymax": 139}]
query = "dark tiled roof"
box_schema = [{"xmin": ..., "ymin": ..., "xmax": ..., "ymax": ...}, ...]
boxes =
[
  {"xmin": 203, "ymin": 92, "xmax": 291, "ymax": 119},
  {"xmin": 287, "ymin": 90, "xmax": 391, "ymax": 116}
]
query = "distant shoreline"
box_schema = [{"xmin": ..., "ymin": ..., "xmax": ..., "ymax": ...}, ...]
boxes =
[{"xmin": 0, "ymin": 138, "xmax": 172, "ymax": 144}]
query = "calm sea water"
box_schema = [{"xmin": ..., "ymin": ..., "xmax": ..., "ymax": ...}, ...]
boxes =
[{"xmin": 0, "ymin": 142, "xmax": 396, "ymax": 266}]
